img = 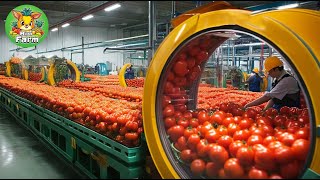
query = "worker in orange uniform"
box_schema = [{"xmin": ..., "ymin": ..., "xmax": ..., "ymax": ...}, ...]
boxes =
[{"xmin": 244, "ymin": 56, "xmax": 300, "ymax": 111}]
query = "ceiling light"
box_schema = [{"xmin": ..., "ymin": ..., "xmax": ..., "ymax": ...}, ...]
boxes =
[
  {"xmin": 104, "ymin": 3, "xmax": 121, "ymax": 12},
  {"xmin": 277, "ymin": 3, "xmax": 299, "ymax": 10},
  {"xmin": 51, "ymin": 28, "xmax": 58, "ymax": 32},
  {"xmin": 82, "ymin": 14, "xmax": 94, "ymax": 20},
  {"xmin": 62, "ymin": 23, "xmax": 70, "ymax": 28}
]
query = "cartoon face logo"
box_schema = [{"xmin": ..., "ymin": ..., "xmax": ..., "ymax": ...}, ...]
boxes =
[
  {"xmin": 5, "ymin": 5, "xmax": 49, "ymax": 48},
  {"xmin": 12, "ymin": 8, "xmax": 41, "ymax": 31}
]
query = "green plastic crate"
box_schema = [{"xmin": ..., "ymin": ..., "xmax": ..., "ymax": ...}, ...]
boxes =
[
  {"xmin": 63, "ymin": 119, "xmax": 147, "ymax": 164},
  {"xmin": 29, "ymin": 110, "xmax": 74, "ymax": 162},
  {"xmin": 74, "ymin": 137, "xmax": 145, "ymax": 179}
]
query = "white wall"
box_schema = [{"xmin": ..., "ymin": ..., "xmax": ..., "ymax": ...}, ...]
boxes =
[{"xmin": 0, "ymin": 21, "xmax": 124, "ymax": 70}]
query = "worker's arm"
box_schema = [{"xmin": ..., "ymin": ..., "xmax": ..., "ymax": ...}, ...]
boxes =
[
  {"xmin": 263, "ymin": 99, "xmax": 274, "ymax": 110},
  {"xmin": 244, "ymin": 95, "xmax": 271, "ymax": 109}
]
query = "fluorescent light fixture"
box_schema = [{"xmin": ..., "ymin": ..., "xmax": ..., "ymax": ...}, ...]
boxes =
[
  {"xmin": 51, "ymin": 28, "xmax": 58, "ymax": 32},
  {"xmin": 277, "ymin": 3, "xmax": 299, "ymax": 10},
  {"xmin": 61, "ymin": 23, "xmax": 70, "ymax": 28},
  {"xmin": 82, "ymin": 14, "xmax": 93, "ymax": 20},
  {"xmin": 104, "ymin": 3, "xmax": 121, "ymax": 12}
]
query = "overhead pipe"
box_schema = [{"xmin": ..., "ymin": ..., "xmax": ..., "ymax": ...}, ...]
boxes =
[
  {"xmin": 50, "ymin": 1, "xmax": 121, "ymax": 29},
  {"xmin": 148, "ymin": 1, "xmax": 156, "ymax": 64},
  {"xmin": 172, "ymin": 1, "xmax": 176, "ymax": 19},
  {"xmin": 35, "ymin": 34, "xmax": 149, "ymax": 54}
]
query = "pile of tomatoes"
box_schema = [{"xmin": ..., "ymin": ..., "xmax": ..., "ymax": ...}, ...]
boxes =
[
  {"xmin": 0, "ymin": 77, "xmax": 143, "ymax": 147},
  {"xmin": 165, "ymin": 104, "xmax": 310, "ymax": 179},
  {"xmin": 58, "ymin": 80, "xmax": 143, "ymax": 102},
  {"xmin": 125, "ymin": 78, "xmax": 145, "ymax": 88},
  {"xmin": 29, "ymin": 72, "xmax": 42, "ymax": 81},
  {"xmin": 160, "ymin": 34, "xmax": 310, "ymax": 178}
]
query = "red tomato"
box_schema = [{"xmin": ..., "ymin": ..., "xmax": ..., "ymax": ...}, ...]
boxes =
[
  {"xmin": 189, "ymin": 118, "xmax": 199, "ymax": 128},
  {"xmin": 217, "ymin": 135, "xmax": 233, "ymax": 150},
  {"xmin": 197, "ymin": 110, "xmax": 209, "ymax": 124},
  {"xmin": 180, "ymin": 149, "xmax": 197, "ymax": 163},
  {"xmin": 238, "ymin": 118, "xmax": 254, "ymax": 129},
  {"xmin": 196, "ymin": 50, "xmax": 209, "ymax": 64},
  {"xmin": 199, "ymin": 121, "xmax": 213, "ymax": 138},
  {"xmin": 208, "ymin": 144, "xmax": 229, "ymax": 164},
  {"xmin": 246, "ymin": 108, "xmax": 258, "ymax": 119},
  {"xmin": 167, "ymin": 125, "xmax": 185, "ymax": 142},
  {"xmin": 291, "ymin": 139, "xmax": 310, "ymax": 161},
  {"xmin": 164, "ymin": 81, "xmax": 174, "ymax": 94},
  {"xmin": 254, "ymin": 146, "xmax": 275, "ymax": 170},
  {"xmin": 205, "ymin": 161, "xmax": 220, "ymax": 178},
  {"xmin": 279, "ymin": 106, "xmax": 290, "ymax": 115},
  {"xmin": 177, "ymin": 118, "xmax": 189, "ymax": 128},
  {"xmin": 163, "ymin": 104, "xmax": 175, "ymax": 117},
  {"xmin": 229, "ymin": 140, "xmax": 246, "ymax": 158},
  {"xmin": 265, "ymin": 108, "xmax": 278, "ymax": 117},
  {"xmin": 187, "ymin": 134, "xmax": 201, "ymax": 151},
  {"xmin": 294, "ymin": 128, "xmax": 309, "ymax": 140},
  {"xmin": 219, "ymin": 103, "xmax": 229, "ymax": 113},
  {"xmin": 190, "ymin": 159, "xmax": 206, "ymax": 176},
  {"xmin": 187, "ymin": 65, "xmax": 201, "ymax": 81},
  {"xmin": 184, "ymin": 127, "xmax": 198, "ymax": 139},
  {"xmin": 162, "ymin": 95, "xmax": 171, "ymax": 107},
  {"xmin": 248, "ymin": 167, "xmax": 269, "ymax": 179},
  {"xmin": 233, "ymin": 129, "xmax": 251, "ymax": 141},
  {"xmin": 233, "ymin": 116, "xmax": 242, "ymax": 124},
  {"xmin": 247, "ymin": 134, "xmax": 264, "ymax": 146},
  {"xmin": 227, "ymin": 123, "xmax": 240, "ymax": 137},
  {"xmin": 267, "ymin": 141, "xmax": 283, "ymax": 151},
  {"xmin": 222, "ymin": 117, "xmax": 235, "ymax": 127},
  {"xmin": 236, "ymin": 146, "xmax": 255, "ymax": 166},
  {"xmin": 223, "ymin": 158, "xmax": 244, "ymax": 178},
  {"xmin": 280, "ymin": 160, "xmax": 300, "ymax": 179},
  {"xmin": 278, "ymin": 132, "xmax": 296, "ymax": 146},
  {"xmin": 274, "ymin": 145, "xmax": 294, "ymax": 164},
  {"xmin": 263, "ymin": 135, "xmax": 277, "ymax": 146},
  {"xmin": 251, "ymin": 127, "xmax": 267, "ymax": 138},
  {"xmin": 216, "ymin": 125, "xmax": 228, "ymax": 136},
  {"xmin": 274, "ymin": 115, "xmax": 287, "ymax": 127},
  {"xmin": 175, "ymin": 136, "xmax": 188, "ymax": 151},
  {"xmin": 124, "ymin": 132, "xmax": 139, "ymax": 141},
  {"xmin": 164, "ymin": 117, "xmax": 176, "ymax": 129},
  {"xmin": 259, "ymin": 124, "xmax": 274, "ymax": 137},
  {"xmin": 188, "ymin": 46, "xmax": 201, "ymax": 57},
  {"xmin": 186, "ymin": 57, "xmax": 196, "ymax": 69},
  {"xmin": 173, "ymin": 60, "xmax": 189, "ymax": 77},
  {"xmin": 166, "ymin": 71, "xmax": 175, "ymax": 81},
  {"xmin": 173, "ymin": 76, "xmax": 187, "ymax": 87},
  {"xmin": 205, "ymin": 129, "xmax": 220, "ymax": 143},
  {"xmin": 183, "ymin": 111, "xmax": 193, "ymax": 120},
  {"xmin": 210, "ymin": 111, "xmax": 226, "ymax": 125}
]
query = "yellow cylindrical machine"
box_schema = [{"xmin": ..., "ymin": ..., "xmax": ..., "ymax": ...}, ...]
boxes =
[
  {"xmin": 143, "ymin": 2, "xmax": 320, "ymax": 179},
  {"xmin": 47, "ymin": 59, "xmax": 80, "ymax": 86},
  {"xmin": 119, "ymin": 63, "xmax": 132, "ymax": 87}
]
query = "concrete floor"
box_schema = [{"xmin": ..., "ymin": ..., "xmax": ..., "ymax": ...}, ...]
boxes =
[{"xmin": 0, "ymin": 107, "xmax": 87, "ymax": 179}]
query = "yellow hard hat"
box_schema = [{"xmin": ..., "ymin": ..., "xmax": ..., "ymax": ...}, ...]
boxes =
[
  {"xmin": 264, "ymin": 56, "xmax": 283, "ymax": 72},
  {"xmin": 252, "ymin": 67, "xmax": 259, "ymax": 73}
]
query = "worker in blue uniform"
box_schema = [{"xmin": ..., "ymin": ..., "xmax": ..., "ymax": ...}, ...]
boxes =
[
  {"xmin": 244, "ymin": 56, "xmax": 300, "ymax": 111},
  {"xmin": 246, "ymin": 67, "xmax": 262, "ymax": 92},
  {"xmin": 125, "ymin": 65, "xmax": 135, "ymax": 79}
]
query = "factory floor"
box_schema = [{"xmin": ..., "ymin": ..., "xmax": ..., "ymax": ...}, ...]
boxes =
[{"xmin": 0, "ymin": 107, "xmax": 86, "ymax": 179}]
